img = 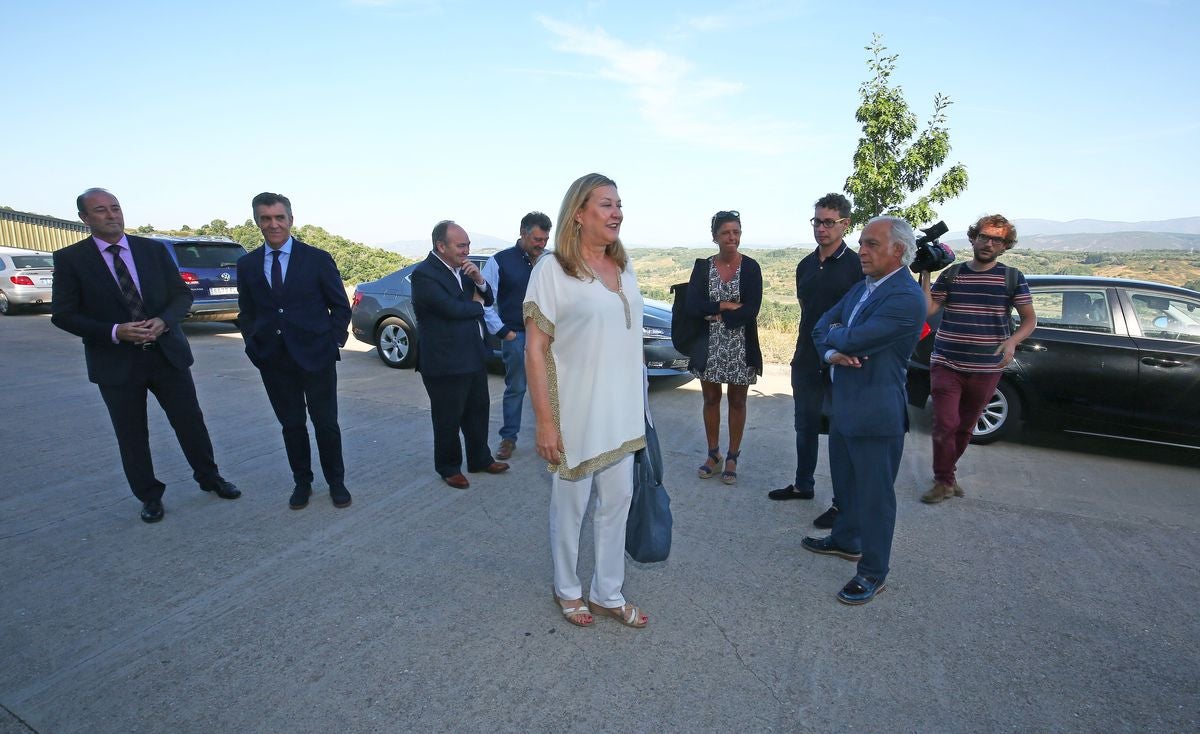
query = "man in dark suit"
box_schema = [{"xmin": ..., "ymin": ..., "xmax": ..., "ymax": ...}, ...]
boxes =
[
  {"xmin": 806, "ymin": 216, "xmax": 926, "ymax": 605},
  {"xmin": 237, "ymin": 192, "xmax": 352, "ymax": 510},
  {"xmin": 52, "ymin": 188, "xmax": 239, "ymax": 523},
  {"xmin": 411, "ymin": 220, "xmax": 509, "ymax": 489}
]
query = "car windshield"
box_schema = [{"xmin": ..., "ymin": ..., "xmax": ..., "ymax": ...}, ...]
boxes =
[
  {"xmin": 172, "ymin": 244, "xmax": 245, "ymax": 268},
  {"xmin": 12, "ymin": 255, "xmax": 54, "ymax": 268}
]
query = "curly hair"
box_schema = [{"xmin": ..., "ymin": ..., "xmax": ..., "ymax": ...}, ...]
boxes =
[
  {"xmin": 814, "ymin": 193, "xmax": 851, "ymax": 218},
  {"xmin": 967, "ymin": 214, "xmax": 1018, "ymax": 248}
]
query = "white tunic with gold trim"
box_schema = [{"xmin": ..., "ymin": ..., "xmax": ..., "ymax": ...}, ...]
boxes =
[{"xmin": 523, "ymin": 255, "xmax": 646, "ymax": 480}]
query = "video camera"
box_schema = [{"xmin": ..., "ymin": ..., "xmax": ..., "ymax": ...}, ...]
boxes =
[{"xmin": 909, "ymin": 220, "xmax": 956, "ymax": 273}]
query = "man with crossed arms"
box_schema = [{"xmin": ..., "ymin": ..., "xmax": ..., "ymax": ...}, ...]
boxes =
[{"xmin": 804, "ymin": 216, "xmax": 926, "ymax": 605}]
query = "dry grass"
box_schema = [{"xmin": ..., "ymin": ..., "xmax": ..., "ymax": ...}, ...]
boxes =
[{"xmin": 759, "ymin": 327, "xmax": 797, "ymax": 366}]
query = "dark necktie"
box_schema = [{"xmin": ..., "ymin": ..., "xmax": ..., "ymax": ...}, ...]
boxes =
[
  {"xmin": 271, "ymin": 249, "xmax": 283, "ymax": 292},
  {"xmin": 105, "ymin": 244, "xmax": 146, "ymax": 321}
]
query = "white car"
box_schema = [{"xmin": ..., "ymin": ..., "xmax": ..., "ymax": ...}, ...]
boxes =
[{"xmin": 0, "ymin": 246, "xmax": 55, "ymax": 315}]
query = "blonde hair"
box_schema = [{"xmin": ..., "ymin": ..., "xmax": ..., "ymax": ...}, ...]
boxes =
[{"xmin": 553, "ymin": 173, "xmax": 628, "ymax": 280}]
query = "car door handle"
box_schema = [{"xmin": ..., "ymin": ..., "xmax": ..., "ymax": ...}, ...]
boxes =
[
  {"xmin": 1017, "ymin": 343, "xmax": 1047, "ymax": 352},
  {"xmin": 1137, "ymin": 355, "xmax": 1185, "ymax": 367}
]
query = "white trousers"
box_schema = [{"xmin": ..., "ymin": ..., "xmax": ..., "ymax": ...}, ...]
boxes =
[{"xmin": 549, "ymin": 452, "xmax": 635, "ymax": 607}]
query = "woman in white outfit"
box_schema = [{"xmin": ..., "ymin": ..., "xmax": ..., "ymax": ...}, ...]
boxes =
[{"xmin": 524, "ymin": 173, "xmax": 649, "ymax": 629}]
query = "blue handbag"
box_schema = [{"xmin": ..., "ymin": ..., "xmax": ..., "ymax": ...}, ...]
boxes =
[{"xmin": 626, "ymin": 416, "xmax": 672, "ymax": 563}]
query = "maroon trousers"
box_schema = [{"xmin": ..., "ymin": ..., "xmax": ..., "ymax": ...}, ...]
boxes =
[{"xmin": 929, "ymin": 363, "xmax": 1002, "ymax": 486}]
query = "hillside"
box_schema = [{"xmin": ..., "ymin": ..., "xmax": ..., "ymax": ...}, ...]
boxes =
[
  {"xmin": 630, "ymin": 247, "xmax": 1200, "ymax": 364},
  {"xmin": 143, "ymin": 219, "xmax": 414, "ymax": 284}
]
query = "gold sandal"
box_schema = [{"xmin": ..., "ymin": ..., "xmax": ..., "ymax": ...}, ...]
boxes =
[
  {"xmin": 587, "ymin": 600, "xmax": 648, "ymax": 628},
  {"xmin": 553, "ymin": 591, "xmax": 594, "ymax": 627}
]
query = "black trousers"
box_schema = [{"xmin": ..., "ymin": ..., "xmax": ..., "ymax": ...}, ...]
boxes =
[
  {"xmin": 97, "ymin": 347, "xmax": 220, "ymax": 502},
  {"xmin": 258, "ymin": 351, "xmax": 344, "ymax": 487},
  {"xmin": 421, "ymin": 369, "xmax": 493, "ymax": 477}
]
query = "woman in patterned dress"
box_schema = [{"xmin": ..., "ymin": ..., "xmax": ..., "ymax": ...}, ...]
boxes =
[
  {"xmin": 524, "ymin": 173, "xmax": 649, "ymax": 629},
  {"xmin": 684, "ymin": 210, "xmax": 763, "ymax": 485}
]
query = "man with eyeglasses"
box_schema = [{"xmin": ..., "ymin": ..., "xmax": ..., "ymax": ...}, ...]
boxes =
[
  {"xmin": 768, "ymin": 194, "xmax": 862, "ymax": 531},
  {"xmin": 918, "ymin": 213, "xmax": 1036, "ymax": 504}
]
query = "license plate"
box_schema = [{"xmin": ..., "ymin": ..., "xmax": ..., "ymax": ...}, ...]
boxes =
[
  {"xmin": 40, "ymin": 277, "xmax": 53, "ymax": 285},
  {"xmin": 208, "ymin": 287, "xmax": 238, "ymax": 295}
]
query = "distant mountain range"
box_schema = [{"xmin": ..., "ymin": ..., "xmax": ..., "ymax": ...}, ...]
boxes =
[
  {"xmin": 373, "ymin": 217, "xmax": 1200, "ymax": 254},
  {"xmin": 1009, "ymin": 216, "xmax": 1200, "ymax": 236},
  {"xmin": 945, "ymin": 216, "xmax": 1200, "ymax": 252},
  {"xmin": 956, "ymin": 231, "xmax": 1200, "ymax": 252}
]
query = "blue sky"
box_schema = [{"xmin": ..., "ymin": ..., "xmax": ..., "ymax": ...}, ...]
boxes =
[{"xmin": 3, "ymin": 0, "xmax": 1197, "ymax": 248}]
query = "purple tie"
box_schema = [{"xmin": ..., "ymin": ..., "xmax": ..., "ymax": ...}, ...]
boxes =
[
  {"xmin": 106, "ymin": 244, "xmax": 146, "ymax": 320},
  {"xmin": 271, "ymin": 249, "xmax": 283, "ymax": 292}
]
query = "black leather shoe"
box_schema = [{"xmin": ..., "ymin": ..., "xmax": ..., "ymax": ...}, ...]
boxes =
[
  {"xmin": 813, "ymin": 505, "xmax": 838, "ymax": 529},
  {"xmin": 330, "ymin": 484, "xmax": 352, "ymax": 508},
  {"xmin": 801, "ymin": 535, "xmax": 862, "ymax": 561},
  {"xmin": 837, "ymin": 575, "xmax": 886, "ymax": 605},
  {"xmin": 768, "ymin": 484, "xmax": 814, "ymax": 501},
  {"xmin": 201, "ymin": 479, "xmax": 241, "ymax": 500},
  {"xmin": 289, "ymin": 483, "xmax": 312, "ymax": 510},
  {"xmin": 140, "ymin": 498, "xmax": 164, "ymax": 523}
]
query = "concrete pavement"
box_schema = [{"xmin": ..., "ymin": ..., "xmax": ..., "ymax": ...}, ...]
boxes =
[{"xmin": 1, "ymin": 313, "xmax": 1197, "ymax": 733}]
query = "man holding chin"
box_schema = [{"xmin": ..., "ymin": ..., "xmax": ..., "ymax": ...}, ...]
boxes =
[{"xmin": 411, "ymin": 220, "xmax": 509, "ymax": 489}]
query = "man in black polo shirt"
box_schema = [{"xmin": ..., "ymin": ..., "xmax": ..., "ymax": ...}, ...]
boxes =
[
  {"xmin": 482, "ymin": 211, "xmax": 551, "ymax": 461},
  {"xmin": 768, "ymin": 193, "xmax": 863, "ymax": 529}
]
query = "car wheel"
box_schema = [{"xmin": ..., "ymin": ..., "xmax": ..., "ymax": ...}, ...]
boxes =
[
  {"xmin": 970, "ymin": 379, "xmax": 1022, "ymax": 445},
  {"xmin": 376, "ymin": 317, "xmax": 415, "ymax": 368},
  {"xmin": 0, "ymin": 290, "xmax": 12, "ymax": 315}
]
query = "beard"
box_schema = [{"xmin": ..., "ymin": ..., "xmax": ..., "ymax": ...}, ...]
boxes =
[{"xmin": 973, "ymin": 248, "xmax": 1000, "ymax": 264}]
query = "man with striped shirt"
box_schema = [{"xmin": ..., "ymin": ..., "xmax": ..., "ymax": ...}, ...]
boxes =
[{"xmin": 918, "ymin": 214, "xmax": 1037, "ymax": 504}]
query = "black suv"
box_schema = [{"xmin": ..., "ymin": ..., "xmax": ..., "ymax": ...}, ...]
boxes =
[
  {"xmin": 907, "ymin": 274, "xmax": 1200, "ymax": 447},
  {"xmin": 151, "ymin": 236, "xmax": 248, "ymax": 322}
]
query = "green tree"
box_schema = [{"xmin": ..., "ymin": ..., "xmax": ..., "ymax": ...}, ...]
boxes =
[
  {"xmin": 196, "ymin": 219, "xmax": 230, "ymax": 237},
  {"xmin": 136, "ymin": 224, "xmax": 155, "ymax": 233},
  {"xmin": 843, "ymin": 34, "xmax": 968, "ymax": 228},
  {"xmin": 229, "ymin": 219, "xmax": 263, "ymax": 250}
]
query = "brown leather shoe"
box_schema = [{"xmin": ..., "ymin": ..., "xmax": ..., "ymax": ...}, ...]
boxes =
[
  {"xmin": 951, "ymin": 481, "xmax": 965, "ymax": 497},
  {"xmin": 921, "ymin": 482, "xmax": 954, "ymax": 504},
  {"xmin": 496, "ymin": 439, "xmax": 516, "ymax": 460},
  {"xmin": 443, "ymin": 474, "xmax": 470, "ymax": 489},
  {"xmin": 470, "ymin": 462, "xmax": 510, "ymax": 475}
]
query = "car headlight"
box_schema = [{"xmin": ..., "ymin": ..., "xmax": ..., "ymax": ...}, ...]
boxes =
[{"xmin": 642, "ymin": 326, "xmax": 670, "ymax": 340}]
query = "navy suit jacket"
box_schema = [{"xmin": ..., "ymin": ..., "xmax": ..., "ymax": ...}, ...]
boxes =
[
  {"xmin": 410, "ymin": 252, "xmax": 494, "ymax": 376},
  {"xmin": 812, "ymin": 269, "xmax": 926, "ymax": 437},
  {"xmin": 236, "ymin": 239, "xmax": 351, "ymax": 372},
  {"xmin": 52, "ymin": 234, "xmax": 194, "ymax": 385}
]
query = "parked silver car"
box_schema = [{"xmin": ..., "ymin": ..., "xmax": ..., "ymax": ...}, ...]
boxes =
[
  {"xmin": 350, "ymin": 254, "xmax": 691, "ymax": 379},
  {"xmin": 0, "ymin": 246, "xmax": 55, "ymax": 315}
]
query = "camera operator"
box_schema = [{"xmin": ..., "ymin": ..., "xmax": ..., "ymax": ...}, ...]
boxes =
[{"xmin": 918, "ymin": 214, "xmax": 1037, "ymax": 504}]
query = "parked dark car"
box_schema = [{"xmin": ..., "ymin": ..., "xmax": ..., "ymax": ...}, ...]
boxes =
[
  {"xmin": 149, "ymin": 236, "xmax": 248, "ymax": 322},
  {"xmin": 0, "ymin": 247, "xmax": 54, "ymax": 314},
  {"xmin": 351, "ymin": 255, "xmax": 692, "ymax": 379},
  {"xmin": 907, "ymin": 274, "xmax": 1200, "ymax": 447}
]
